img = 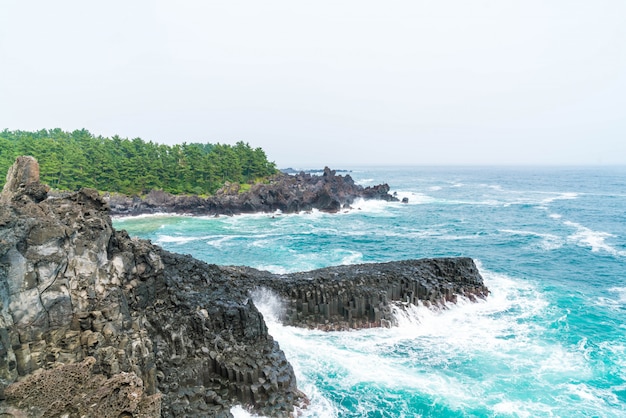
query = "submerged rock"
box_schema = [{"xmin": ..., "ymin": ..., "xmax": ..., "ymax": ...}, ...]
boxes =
[{"xmin": 0, "ymin": 156, "xmax": 488, "ymax": 417}]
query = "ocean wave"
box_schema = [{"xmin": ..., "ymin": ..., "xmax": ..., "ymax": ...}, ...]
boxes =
[
  {"xmin": 596, "ymin": 287, "xmax": 626, "ymax": 311},
  {"xmin": 155, "ymin": 234, "xmax": 202, "ymax": 245},
  {"xmin": 609, "ymin": 287, "xmax": 626, "ymax": 303},
  {"xmin": 391, "ymin": 191, "xmax": 502, "ymax": 207},
  {"xmin": 392, "ymin": 191, "xmax": 435, "ymax": 205},
  {"xmin": 564, "ymin": 221, "xmax": 626, "ymax": 257},
  {"xmin": 339, "ymin": 250, "xmax": 363, "ymax": 266},
  {"xmin": 112, "ymin": 212, "xmax": 188, "ymax": 221},
  {"xmin": 346, "ymin": 198, "xmax": 394, "ymax": 215},
  {"xmin": 540, "ymin": 192, "xmax": 579, "ymax": 205},
  {"xmin": 206, "ymin": 235, "xmax": 236, "ymax": 248},
  {"xmin": 499, "ymin": 229, "xmax": 563, "ymax": 251},
  {"xmin": 492, "ymin": 400, "xmax": 554, "ymax": 418}
]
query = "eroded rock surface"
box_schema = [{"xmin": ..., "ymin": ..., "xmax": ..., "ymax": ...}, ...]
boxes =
[{"xmin": 0, "ymin": 158, "xmax": 301, "ymax": 417}]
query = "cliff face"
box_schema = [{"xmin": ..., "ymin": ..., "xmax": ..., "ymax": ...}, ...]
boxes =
[
  {"xmin": 0, "ymin": 157, "xmax": 300, "ymax": 417},
  {"xmin": 105, "ymin": 167, "xmax": 398, "ymax": 216},
  {"xmin": 0, "ymin": 157, "xmax": 488, "ymax": 417}
]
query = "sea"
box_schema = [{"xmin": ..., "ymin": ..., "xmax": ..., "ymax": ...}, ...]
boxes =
[{"xmin": 113, "ymin": 166, "xmax": 626, "ymax": 418}]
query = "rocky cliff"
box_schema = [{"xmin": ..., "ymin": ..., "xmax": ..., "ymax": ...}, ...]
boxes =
[
  {"xmin": 0, "ymin": 157, "xmax": 488, "ymax": 417},
  {"xmin": 0, "ymin": 157, "xmax": 301, "ymax": 417},
  {"xmin": 105, "ymin": 167, "xmax": 397, "ymax": 216}
]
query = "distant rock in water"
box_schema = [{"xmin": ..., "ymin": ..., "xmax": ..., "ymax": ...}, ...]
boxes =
[
  {"xmin": 0, "ymin": 156, "xmax": 488, "ymax": 417},
  {"xmin": 280, "ymin": 167, "xmax": 352, "ymax": 174},
  {"xmin": 105, "ymin": 166, "xmax": 398, "ymax": 216}
]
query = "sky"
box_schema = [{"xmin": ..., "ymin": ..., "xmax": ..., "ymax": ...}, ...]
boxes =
[{"xmin": 1, "ymin": 1, "xmax": 625, "ymax": 167}]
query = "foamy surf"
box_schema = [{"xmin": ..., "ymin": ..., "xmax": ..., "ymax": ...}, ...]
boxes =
[
  {"xmin": 564, "ymin": 220, "xmax": 626, "ymax": 257},
  {"xmin": 249, "ymin": 266, "xmax": 596, "ymax": 417}
]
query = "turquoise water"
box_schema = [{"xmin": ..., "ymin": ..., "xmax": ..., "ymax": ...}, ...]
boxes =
[{"xmin": 114, "ymin": 167, "xmax": 626, "ymax": 417}]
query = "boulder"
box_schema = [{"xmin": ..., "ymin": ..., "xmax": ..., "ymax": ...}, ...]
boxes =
[{"xmin": 1, "ymin": 156, "xmax": 49, "ymax": 204}]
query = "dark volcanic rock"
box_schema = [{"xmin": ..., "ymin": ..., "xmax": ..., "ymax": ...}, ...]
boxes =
[
  {"xmin": 224, "ymin": 258, "xmax": 488, "ymax": 331},
  {"xmin": 105, "ymin": 167, "xmax": 399, "ymax": 216},
  {"xmin": 0, "ymin": 158, "xmax": 302, "ymax": 417},
  {"xmin": 0, "ymin": 156, "xmax": 489, "ymax": 417}
]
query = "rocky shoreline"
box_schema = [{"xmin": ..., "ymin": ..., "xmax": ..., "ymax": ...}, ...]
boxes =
[
  {"xmin": 104, "ymin": 167, "xmax": 398, "ymax": 216},
  {"xmin": 0, "ymin": 157, "xmax": 488, "ymax": 417}
]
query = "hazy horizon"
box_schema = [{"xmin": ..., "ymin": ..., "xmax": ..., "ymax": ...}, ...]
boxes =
[{"xmin": 1, "ymin": 1, "xmax": 625, "ymax": 167}]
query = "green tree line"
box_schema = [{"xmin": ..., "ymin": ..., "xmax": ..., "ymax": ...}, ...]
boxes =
[{"xmin": 0, "ymin": 129, "xmax": 277, "ymax": 195}]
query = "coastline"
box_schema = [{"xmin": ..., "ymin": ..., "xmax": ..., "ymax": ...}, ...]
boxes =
[
  {"xmin": 0, "ymin": 157, "xmax": 486, "ymax": 417},
  {"xmin": 105, "ymin": 167, "xmax": 399, "ymax": 217}
]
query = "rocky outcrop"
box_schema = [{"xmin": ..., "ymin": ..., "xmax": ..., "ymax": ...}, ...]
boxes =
[
  {"xmin": 0, "ymin": 158, "xmax": 302, "ymax": 417},
  {"xmin": 0, "ymin": 157, "xmax": 488, "ymax": 417},
  {"xmin": 0, "ymin": 156, "xmax": 49, "ymax": 204},
  {"xmin": 105, "ymin": 167, "xmax": 398, "ymax": 216},
  {"xmin": 222, "ymin": 258, "xmax": 488, "ymax": 331}
]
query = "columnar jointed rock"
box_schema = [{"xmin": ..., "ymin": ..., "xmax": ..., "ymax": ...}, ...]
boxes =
[
  {"xmin": 0, "ymin": 157, "xmax": 302, "ymax": 417},
  {"xmin": 105, "ymin": 167, "xmax": 398, "ymax": 216},
  {"xmin": 221, "ymin": 258, "xmax": 489, "ymax": 331}
]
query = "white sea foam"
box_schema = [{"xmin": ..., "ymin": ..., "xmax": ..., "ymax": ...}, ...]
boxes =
[
  {"xmin": 155, "ymin": 235, "xmax": 201, "ymax": 245},
  {"xmin": 347, "ymin": 198, "xmax": 394, "ymax": 215},
  {"xmin": 206, "ymin": 235, "xmax": 236, "ymax": 248},
  {"xmin": 230, "ymin": 405, "xmax": 263, "ymax": 418},
  {"xmin": 499, "ymin": 229, "xmax": 563, "ymax": 251},
  {"xmin": 560, "ymin": 382, "xmax": 623, "ymax": 412},
  {"xmin": 392, "ymin": 191, "xmax": 435, "ymax": 205},
  {"xmin": 597, "ymin": 287, "xmax": 626, "ymax": 310},
  {"xmin": 564, "ymin": 221, "xmax": 626, "ymax": 257},
  {"xmin": 339, "ymin": 250, "xmax": 363, "ymax": 265},
  {"xmin": 540, "ymin": 192, "xmax": 579, "ymax": 205},
  {"xmin": 355, "ymin": 178, "xmax": 374, "ymax": 185},
  {"xmin": 492, "ymin": 400, "xmax": 553, "ymax": 418},
  {"xmin": 609, "ymin": 287, "xmax": 626, "ymax": 303},
  {"xmin": 250, "ymin": 238, "xmax": 275, "ymax": 248},
  {"xmin": 549, "ymin": 213, "xmax": 562, "ymax": 219},
  {"xmin": 112, "ymin": 212, "xmax": 187, "ymax": 221},
  {"xmin": 428, "ymin": 185, "xmax": 442, "ymax": 191}
]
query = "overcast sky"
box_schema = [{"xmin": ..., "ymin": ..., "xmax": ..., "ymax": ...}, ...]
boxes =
[{"xmin": 1, "ymin": 1, "xmax": 625, "ymax": 167}]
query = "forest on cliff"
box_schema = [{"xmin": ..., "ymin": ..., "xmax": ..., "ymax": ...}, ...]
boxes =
[{"xmin": 0, "ymin": 129, "xmax": 277, "ymax": 195}]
